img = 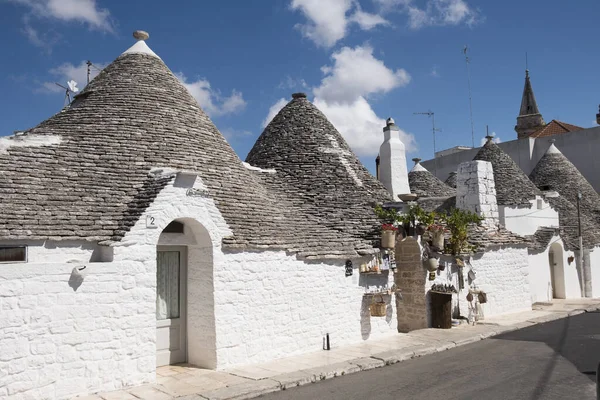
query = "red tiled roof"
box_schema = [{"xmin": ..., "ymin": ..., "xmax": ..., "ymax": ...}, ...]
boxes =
[{"xmin": 528, "ymin": 120, "xmax": 583, "ymax": 138}]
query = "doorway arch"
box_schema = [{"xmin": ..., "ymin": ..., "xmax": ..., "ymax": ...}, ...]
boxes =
[
  {"xmin": 549, "ymin": 242, "xmax": 566, "ymax": 299},
  {"xmin": 155, "ymin": 217, "xmax": 216, "ymax": 368}
]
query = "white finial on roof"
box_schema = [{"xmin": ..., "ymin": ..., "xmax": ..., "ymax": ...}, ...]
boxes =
[
  {"xmin": 386, "ymin": 117, "xmax": 395, "ymax": 126},
  {"xmin": 411, "ymin": 157, "xmax": 427, "ymax": 172},
  {"xmin": 546, "ymin": 139, "xmax": 562, "ymax": 155},
  {"xmin": 122, "ymin": 30, "xmax": 161, "ymax": 59}
]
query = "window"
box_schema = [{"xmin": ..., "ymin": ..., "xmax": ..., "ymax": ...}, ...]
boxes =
[
  {"xmin": 163, "ymin": 221, "xmax": 184, "ymax": 234},
  {"xmin": 0, "ymin": 246, "xmax": 27, "ymax": 263}
]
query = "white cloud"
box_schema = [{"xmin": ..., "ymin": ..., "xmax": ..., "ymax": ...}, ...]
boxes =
[
  {"xmin": 480, "ymin": 132, "xmax": 501, "ymax": 146},
  {"xmin": 221, "ymin": 127, "xmax": 254, "ymax": 141},
  {"xmin": 430, "ymin": 65, "xmax": 440, "ymax": 78},
  {"xmin": 10, "ymin": 0, "xmax": 113, "ymax": 31},
  {"xmin": 314, "ymin": 96, "xmax": 416, "ymax": 157},
  {"xmin": 290, "ymin": 0, "xmax": 388, "ymax": 47},
  {"xmin": 40, "ymin": 60, "xmax": 105, "ymax": 93},
  {"xmin": 176, "ymin": 73, "xmax": 247, "ymax": 117},
  {"xmin": 278, "ymin": 76, "xmax": 308, "ymax": 90},
  {"xmin": 375, "ymin": 0, "xmax": 480, "ymax": 29},
  {"xmin": 262, "ymin": 98, "xmax": 288, "ymax": 128},
  {"xmin": 314, "ymin": 45, "xmax": 410, "ymax": 104}
]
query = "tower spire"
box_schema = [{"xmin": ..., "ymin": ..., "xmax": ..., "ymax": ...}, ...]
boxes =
[{"xmin": 515, "ymin": 68, "xmax": 545, "ymax": 139}]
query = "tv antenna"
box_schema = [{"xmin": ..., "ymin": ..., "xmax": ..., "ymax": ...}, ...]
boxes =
[
  {"xmin": 85, "ymin": 60, "xmax": 103, "ymax": 84},
  {"xmin": 463, "ymin": 45, "xmax": 475, "ymax": 148},
  {"xmin": 413, "ymin": 111, "xmax": 442, "ymax": 176},
  {"xmin": 54, "ymin": 80, "xmax": 79, "ymax": 107}
]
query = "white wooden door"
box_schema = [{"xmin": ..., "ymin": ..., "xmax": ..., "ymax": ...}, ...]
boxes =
[{"xmin": 156, "ymin": 248, "xmax": 187, "ymax": 366}]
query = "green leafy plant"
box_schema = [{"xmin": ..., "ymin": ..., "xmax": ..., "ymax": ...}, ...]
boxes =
[
  {"xmin": 440, "ymin": 208, "xmax": 483, "ymax": 255},
  {"xmin": 373, "ymin": 204, "xmax": 400, "ymax": 224}
]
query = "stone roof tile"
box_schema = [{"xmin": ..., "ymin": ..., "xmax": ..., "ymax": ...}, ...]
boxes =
[{"xmin": 473, "ymin": 139, "xmax": 540, "ymax": 206}]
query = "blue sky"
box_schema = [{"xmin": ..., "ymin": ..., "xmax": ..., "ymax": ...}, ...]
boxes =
[{"xmin": 1, "ymin": 0, "xmax": 598, "ymax": 173}]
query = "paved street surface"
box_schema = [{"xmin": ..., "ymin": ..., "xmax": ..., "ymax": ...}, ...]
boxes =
[
  {"xmin": 84, "ymin": 300, "xmax": 600, "ymax": 400},
  {"xmin": 259, "ymin": 311, "xmax": 600, "ymax": 400}
]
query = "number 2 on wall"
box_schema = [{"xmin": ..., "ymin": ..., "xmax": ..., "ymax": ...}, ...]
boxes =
[{"xmin": 146, "ymin": 215, "xmax": 158, "ymax": 229}]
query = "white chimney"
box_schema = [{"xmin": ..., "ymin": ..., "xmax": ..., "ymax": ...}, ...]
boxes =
[
  {"xmin": 456, "ymin": 160, "xmax": 499, "ymax": 229},
  {"xmin": 379, "ymin": 117, "xmax": 410, "ymax": 199}
]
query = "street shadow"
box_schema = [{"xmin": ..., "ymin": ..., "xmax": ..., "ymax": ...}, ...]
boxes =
[{"xmin": 492, "ymin": 311, "xmax": 599, "ymax": 399}]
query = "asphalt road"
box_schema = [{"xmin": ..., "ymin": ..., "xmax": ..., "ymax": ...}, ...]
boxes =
[{"xmin": 259, "ymin": 311, "xmax": 600, "ymax": 400}]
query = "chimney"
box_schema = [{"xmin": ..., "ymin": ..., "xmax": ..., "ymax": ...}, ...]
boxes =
[
  {"xmin": 456, "ymin": 160, "xmax": 499, "ymax": 229},
  {"xmin": 378, "ymin": 117, "xmax": 410, "ymax": 198},
  {"xmin": 375, "ymin": 155, "xmax": 381, "ymax": 180}
]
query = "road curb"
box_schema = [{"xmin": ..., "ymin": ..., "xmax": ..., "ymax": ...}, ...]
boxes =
[{"xmin": 201, "ymin": 306, "xmax": 600, "ymax": 400}]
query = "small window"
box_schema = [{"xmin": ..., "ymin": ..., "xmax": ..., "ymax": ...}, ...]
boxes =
[
  {"xmin": 163, "ymin": 221, "xmax": 184, "ymax": 234},
  {"xmin": 0, "ymin": 246, "xmax": 27, "ymax": 263}
]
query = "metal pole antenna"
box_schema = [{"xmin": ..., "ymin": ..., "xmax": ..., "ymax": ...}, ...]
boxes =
[
  {"xmin": 413, "ymin": 111, "xmax": 441, "ymax": 176},
  {"xmin": 464, "ymin": 46, "xmax": 475, "ymax": 148},
  {"xmin": 86, "ymin": 61, "xmax": 92, "ymax": 85}
]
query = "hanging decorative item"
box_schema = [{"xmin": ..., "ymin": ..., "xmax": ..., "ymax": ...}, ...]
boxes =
[
  {"xmin": 381, "ymin": 224, "xmax": 398, "ymax": 248},
  {"xmin": 370, "ymin": 295, "xmax": 387, "ymax": 317},
  {"xmin": 477, "ymin": 291, "xmax": 488, "ymax": 304},
  {"xmin": 457, "ymin": 265, "xmax": 465, "ymax": 290},
  {"xmin": 345, "ymin": 260, "xmax": 353, "ymax": 277},
  {"xmin": 425, "ymin": 257, "xmax": 438, "ymax": 280}
]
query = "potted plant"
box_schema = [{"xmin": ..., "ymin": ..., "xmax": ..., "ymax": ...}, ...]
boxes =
[
  {"xmin": 428, "ymin": 223, "xmax": 446, "ymax": 250},
  {"xmin": 440, "ymin": 208, "xmax": 483, "ymax": 256},
  {"xmin": 381, "ymin": 224, "xmax": 398, "ymax": 248}
]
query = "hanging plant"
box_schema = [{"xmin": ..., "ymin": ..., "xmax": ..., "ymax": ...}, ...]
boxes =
[{"xmin": 440, "ymin": 208, "xmax": 483, "ymax": 256}]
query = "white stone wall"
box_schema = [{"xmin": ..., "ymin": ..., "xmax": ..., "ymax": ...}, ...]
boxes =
[
  {"xmin": 213, "ymin": 251, "xmax": 396, "ymax": 368},
  {"xmin": 434, "ymin": 246, "xmax": 532, "ymax": 319},
  {"xmin": 0, "ymin": 170, "xmax": 398, "ymax": 398},
  {"xmin": 589, "ymin": 246, "xmax": 600, "ymax": 298},
  {"xmin": 0, "ymin": 259, "xmax": 154, "ymax": 399},
  {"xmin": 499, "ymin": 196, "xmax": 559, "ymax": 236},
  {"xmin": 456, "ymin": 160, "xmax": 499, "ymax": 228}
]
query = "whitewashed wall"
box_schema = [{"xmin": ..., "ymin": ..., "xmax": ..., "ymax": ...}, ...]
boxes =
[
  {"xmin": 499, "ymin": 196, "xmax": 559, "ymax": 236},
  {"xmin": 431, "ymin": 245, "xmax": 532, "ymax": 321},
  {"xmin": 586, "ymin": 246, "xmax": 600, "ymax": 298},
  {"xmin": 214, "ymin": 251, "xmax": 396, "ymax": 369},
  {"xmin": 0, "ymin": 171, "xmax": 397, "ymax": 399}
]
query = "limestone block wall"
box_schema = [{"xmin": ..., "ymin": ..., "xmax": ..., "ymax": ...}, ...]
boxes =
[
  {"xmin": 588, "ymin": 246, "xmax": 600, "ymax": 298},
  {"xmin": 213, "ymin": 251, "xmax": 396, "ymax": 368},
  {"xmin": 394, "ymin": 237, "xmax": 426, "ymax": 333},
  {"xmin": 0, "ymin": 257, "xmax": 155, "ymax": 400},
  {"xmin": 0, "ymin": 174, "xmax": 399, "ymax": 398},
  {"xmin": 456, "ymin": 160, "xmax": 499, "ymax": 228}
]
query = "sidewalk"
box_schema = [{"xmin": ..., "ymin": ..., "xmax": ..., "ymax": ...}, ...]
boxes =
[{"xmin": 81, "ymin": 299, "xmax": 600, "ymax": 400}]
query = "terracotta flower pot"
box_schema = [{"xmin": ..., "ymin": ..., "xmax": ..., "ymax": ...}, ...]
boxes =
[{"xmin": 381, "ymin": 230, "xmax": 396, "ymax": 249}]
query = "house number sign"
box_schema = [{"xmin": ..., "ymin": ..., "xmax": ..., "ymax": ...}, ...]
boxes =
[{"xmin": 146, "ymin": 215, "xmax": 158, "ymax": 229}]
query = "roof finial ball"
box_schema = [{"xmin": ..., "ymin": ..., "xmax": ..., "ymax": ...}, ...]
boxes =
[
  {"xmin": 485, "ymin": 135, "xmax": 494, "ymax": 143},
  {"xmin": 133, "ymin": 30, "xmax": 149, "ymax": 41},
  {"xmin": 596, "ymin": 104, "xmax": 600, "ymax": 125},
  {"xmin": 412, "ymin": 157, "xmax": 421, "ymax": 165},
  {"xmin": 292, "ymin": 92, "xmax": 307, "ymax": 99},
  {"xmin": 386, "ymin": 117, "xmax": 395, "ymax": 127}
]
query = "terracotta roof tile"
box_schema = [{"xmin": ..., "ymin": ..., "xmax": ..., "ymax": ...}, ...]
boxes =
[{"xmin": 528, "ymin": 120, "xmax": 583, "ymax": 138}]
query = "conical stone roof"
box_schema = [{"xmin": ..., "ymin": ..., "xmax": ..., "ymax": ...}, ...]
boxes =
[
  {"xmin": 473, "ymin": 139, "xmax": 540, "ymax": 206},
  {"xmin": 444, "ymin": 172, "xmax": 457, "ymax": 189},
  {"xmin": 246, "ymin": 93, "xmax": 392, "ymax": 252},
  {"xmin": 407, "ymin": 159, "xmax": 455, "ymax": 198},
  {"xmin": 0, "ymin": 35, "xmax": 374, "ymax": 259},
  {"xmin": 529, "ymin": 143, "xmax": 600, "ymax": 224}
]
